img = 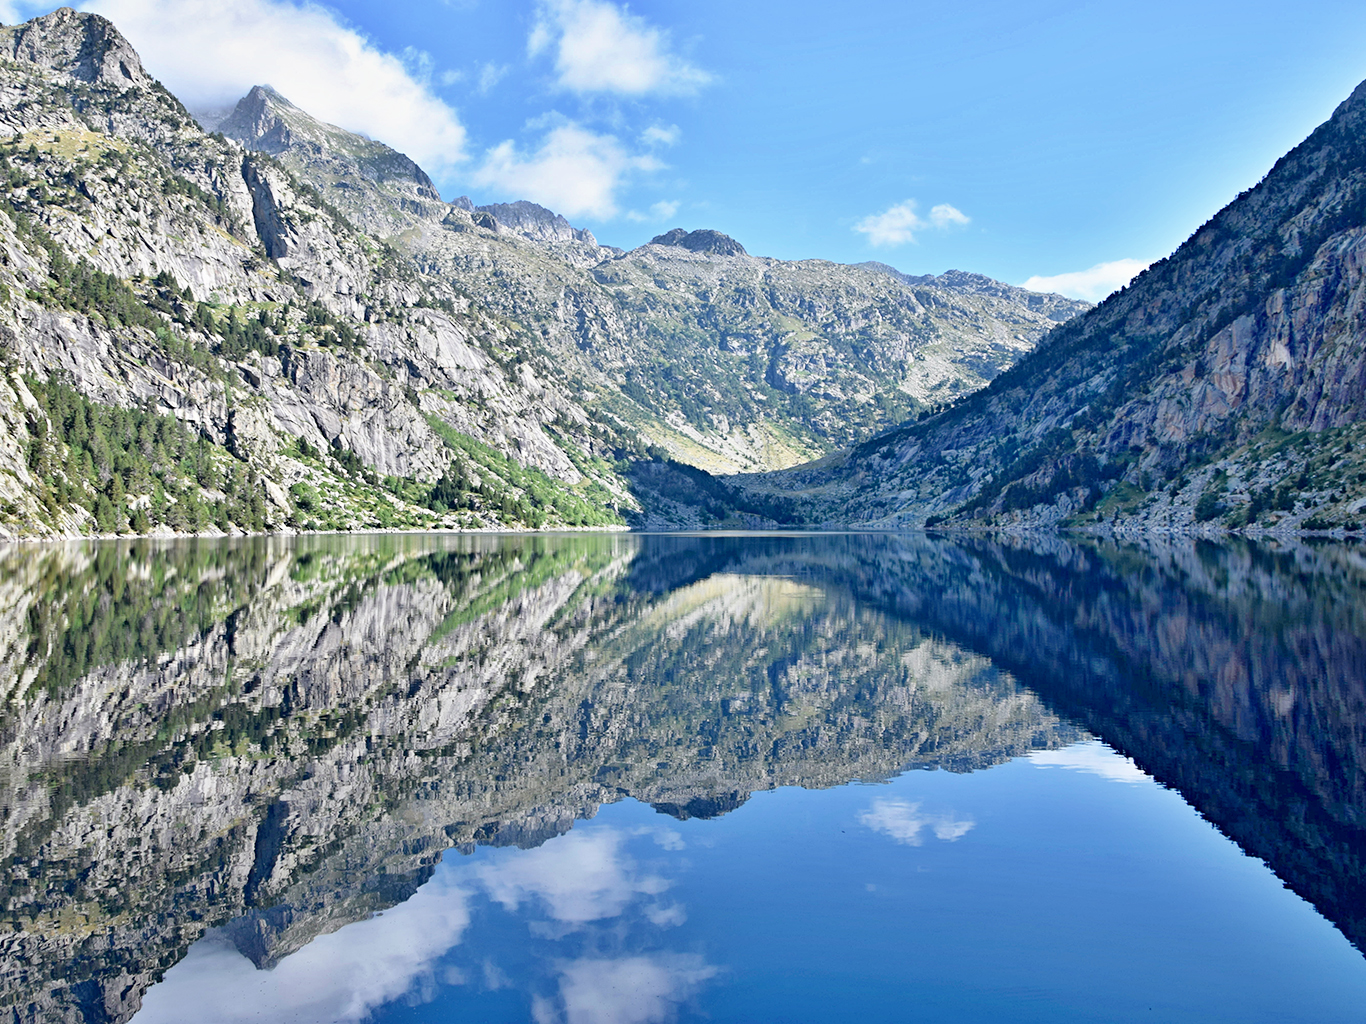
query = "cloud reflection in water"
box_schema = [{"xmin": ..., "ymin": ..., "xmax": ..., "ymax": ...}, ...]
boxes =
[
  {"xmin": 135, "ymin": 825, "xmax": 714, "ymax": 1024},
  {"xmin": 859, "ymin": 799, "xmax": 976, "ymax": 846}
]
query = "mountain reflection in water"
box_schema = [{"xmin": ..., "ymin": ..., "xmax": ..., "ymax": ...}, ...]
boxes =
[{"xmin": 0, "ymin": 532, "xmax": 1363, "ymax": 1023}]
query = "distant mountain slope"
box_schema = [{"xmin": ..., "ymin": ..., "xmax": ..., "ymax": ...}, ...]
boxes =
[
  {"xmin": 217, "ymin": 83, "xmax": 1088, "ymax": 474},
  {"xmin": 743, "ymin": 77, "xmax": 1366, "ymax": 531},
  {"xmin": 0, "ymin": 8, "xmax": 1086, "ymax": 539}
]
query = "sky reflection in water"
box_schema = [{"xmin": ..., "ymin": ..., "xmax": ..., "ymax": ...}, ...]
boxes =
[
  {"xmin": 137, "ymin": 740, "xmax": 1366, "ymax": 1024},
  {"xmin": 9, "ymin": 532, "xmax": 1366, "ymax": 1023}
]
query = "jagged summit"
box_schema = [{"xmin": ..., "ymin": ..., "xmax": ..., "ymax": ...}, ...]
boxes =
[
  {"xmin": 649, "ymin": 227, "xmax": 748, "ymax": 256},
  {"xmin": 0, "ymin": 7, "xmax": 150, "ymax": 91},
  {"xmin": 216, "ymin": 88, "xmax": 607, "ymax": 248},
  {"xmin": 472, "ymin": 199, "xmax": 597, "ymax": 245},
  {"xmin": 857, "ymin": 262, "xmax": 1088, "ymax": 322},
  {"xmin": 217, "ymin": 84, "xmax": 443, "ymax": 220}
]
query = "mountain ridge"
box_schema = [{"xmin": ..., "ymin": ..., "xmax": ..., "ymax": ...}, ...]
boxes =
[
  {"xmin": 0, "ymin": 9, "xmax": 1090, "ymax": 540},
  {"xmin": 732, "ymin": 75, "xmax": 1366, "ymax": 533}
]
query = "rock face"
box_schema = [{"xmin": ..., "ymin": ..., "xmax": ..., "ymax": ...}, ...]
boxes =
[
  {"xmin": 475, "ymin": 200, "xmax": 598, "ymax": 245},
  {"xmin": 649, "ymin": 227, "xmax": 748, "ymax": 256},
  {"xmin": 217, "ymin": 85, "xmax": 445, "ymax": 237},
  {"xmin": 2, "ymin": 7, "xmax": 151, "ymax": 91},
  {"xmin": 746, "ymin": 76, "xmax": 1366, "ymax": 531},
  {"xmin": 211, "ymin": 82, "xmax": 1087, "ymax": 475}
]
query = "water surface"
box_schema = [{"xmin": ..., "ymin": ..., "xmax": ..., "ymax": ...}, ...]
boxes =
[{"xmin": 2, "ymin": 532, "xmax": 1364, "ymax": 1023}]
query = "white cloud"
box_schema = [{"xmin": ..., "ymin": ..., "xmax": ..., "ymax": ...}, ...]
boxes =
[
  {"xmin": 1021, "ymin": 258, "xmax": 1150, "ymax": 303},
  {"xmin": 858, "ymin": 798, "xmax": 975, "ymax": 846},
  {"xmin": 78, "ymin": 0, "xmax": 467, "ymax": 176},
  {"xmin": 133, "ymin": 874, "xmax": 474, "ymax": 1024},
  {"xmin": 854, "ymin": 201, "xmax": 923, "ymax": 246},
  {"xmin": 474, "ymin": 827, "xmax": 670, "ymax": 925},
  {"xmin": 1028, "ymin": 740, "xmax": 1151, "ymax": 784},
  {"xmin": 645, "ymin": 902, "xmax": 687, "ymax": 927},
  {"xmin": 628, "ymin": 199, "xmax": 679, "ymax": 222},
  {"xmin": 473, "ymin": 122, "xmax": 660, "ymax": 219},
  {"xmin": 477, "ymin": 61, "xmax": 510, "ymax": 95},
  {"xmin": 544, "ymin": 955, "xmax": 719, "ymax": 1024},
  {"xmin": 640, "ymin": 124, "xmax": 681, "ymax": 147},
  {"xmin": 637, "ymin": 825, "xmax": 685, "ymax": 850},
  {"xmin": 529, "ymin": 0, "xmax": 710, "ymax": 96},
  {"xmin": 854, "ymin": 199, "xmax": 970, "ymax": 247},
  {"xmin": 929, "ymin": 203, "xmax": 970, "ymax": 228}
]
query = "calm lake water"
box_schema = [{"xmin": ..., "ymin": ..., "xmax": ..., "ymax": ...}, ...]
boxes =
[{"xmin": 2, "ymin": 532, "xmax": 1365, "ymax": 1023}]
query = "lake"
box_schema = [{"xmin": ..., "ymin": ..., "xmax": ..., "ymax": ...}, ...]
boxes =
[{"xmin": 2, "ymin": 532, "xmax": 1364, "ymax": 1023}]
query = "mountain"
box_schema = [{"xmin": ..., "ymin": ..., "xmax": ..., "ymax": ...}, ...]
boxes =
[
  {"xmin": 0, "ymin": 10, "xmax": 640, "ymax": 539},
  {"xmin": 210, "ymin": 75, "xmax": 1088, "ymax": 474},
  {"xmin": 217, "ymin": 86, "xmax": 1087, "ymax": 473},
  {"xmin": 739, "ymin": 77, "xmax": 1366, "ymax": 531},
  {"xmin": 0, "ymin": 9, "xmax": 1087, "ymax": 539}
]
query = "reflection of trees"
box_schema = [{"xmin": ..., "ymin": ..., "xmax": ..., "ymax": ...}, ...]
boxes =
[
  {"xmin": 11, "ymin": 527, "xmax": 1363, "ymax": 1022},
  {"xmin": 0, "ymin": 533, "xmax": 1071, "ymax": 1023}
]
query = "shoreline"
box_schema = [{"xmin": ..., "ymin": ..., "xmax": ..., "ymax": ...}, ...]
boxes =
[{"xmin": 3, "ymin": 521, "xmax": 1363, "ymax": 544}]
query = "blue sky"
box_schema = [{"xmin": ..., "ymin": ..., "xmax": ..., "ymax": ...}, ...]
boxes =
[{"xmin": 8, "ymin": 0, "xmax": 1366, "ymax": 298}]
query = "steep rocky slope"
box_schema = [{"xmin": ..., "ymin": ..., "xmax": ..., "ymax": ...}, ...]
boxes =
[
  {"xmin": 214, "ymin": 83, "xmax": 1087, "ymax": 475},
  {"xmin": 0, "ymin": 9, "xmax": 639, "ymax": 538},
  {"xmin": 742, "ymin": 76, "xmax": 1366, "ymax": 531}
]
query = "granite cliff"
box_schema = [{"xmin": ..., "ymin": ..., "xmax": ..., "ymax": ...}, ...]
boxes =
[{"xmin": 0, "ymin": 9, "xmax": 1085, "ymax": 539}]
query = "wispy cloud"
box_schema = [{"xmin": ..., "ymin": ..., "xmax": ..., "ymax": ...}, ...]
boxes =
[
  {"xmin": 473, "ymin": 121, "xmax": 660, "ymax": 219},
  {"xmin": 627, "ymin": 199, "xmax": 679, "ymax": 222},
  {"xmin": 854, "ymin": 199, "xmax": 970, "ymax": 247},
  {"xmin": 929, "ymin": 203, "xmax": 970, "ymax": 228},
  {"xmin": 859, "ymin": 798, "xmax": 975, "ymax": 846},
  {"xmin": 640, "ymin": 124, "xmax": 681, "ymax": 148},
  {"xmin": 78, "ymin": 0, "xmax": 468, "ymax": 176},
  {"xmin": 477, "ymin": 61, "xmax": 510, "ymax": 95},
  {"xmin": 1021, "ymin": 258, "xmax": 1149, "ymax": 303},
  {"xmin": 529, "ymin": 0, "xmax": 711, "ymax": 96}
]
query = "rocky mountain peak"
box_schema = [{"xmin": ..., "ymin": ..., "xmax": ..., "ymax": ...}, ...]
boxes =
[
  {"xmin": 0, "ymin": 7, "xmax": 151, "ymax": 91},
  {"xmin": 216, "ymin": 84, "xmax": 299, "ymax": 151},
  {"xmin": 649, "ymin": 227, "xmax": 748, "ymax": 256},
  {"xmin": 218, "ymin": 84, "xmax": 441, "ymax": 204},
  {"xmin": 473, "ymin": 200, "xmax": 597, "ymax": 245}
]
